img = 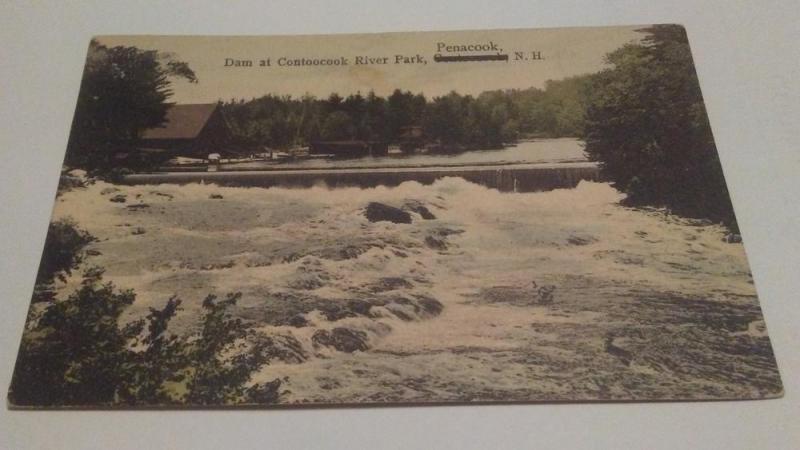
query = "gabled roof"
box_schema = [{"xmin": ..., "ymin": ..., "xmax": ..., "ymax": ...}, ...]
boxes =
[{"xmin": 140, "ymin": 103, "xmax": 219, "ymax": 140}]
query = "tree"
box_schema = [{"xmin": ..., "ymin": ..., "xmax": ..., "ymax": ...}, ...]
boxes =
[
  {"xmin": 65, "ymin": 39, "xmax": 197, "ymax": 173},
  {"xmin": 363, "ymin": 91, "xmax": 389, "ymax": 141},
  {"xmin": 387, "ymin": 90, "xmax": 425, "ymax": 139},
  {"xmin": 221, "ymin": 80, "xmax": 597, "ymax": 152},
  {"xmin": 543, "ymin": 76, "xmax": 593, "ymax": 136},
  {"xmin": 320, "ymin": 110, "xmax": 355, "ymax": 140},
  {"xmin": 584, "ymin": 25, "xmax": 736, "ymax": 227}
]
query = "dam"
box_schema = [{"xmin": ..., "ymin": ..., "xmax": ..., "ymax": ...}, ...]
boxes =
[{"xmin": 120, "ymin": 161, "xmax": 602, "ymax": 193}]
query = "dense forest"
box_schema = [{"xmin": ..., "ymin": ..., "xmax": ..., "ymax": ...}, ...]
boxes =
[{"xmin": 220, "ymin": 75, "xmax": 592, "ymax": 151}]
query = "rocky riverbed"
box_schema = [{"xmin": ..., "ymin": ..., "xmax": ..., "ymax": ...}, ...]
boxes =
[{"xmin": 45, "ymin": 176, "xmax": 782, "ymax": 404}]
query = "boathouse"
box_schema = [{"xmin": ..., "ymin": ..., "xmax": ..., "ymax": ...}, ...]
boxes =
[
  {"xmin": 139, "ymin": 103, "xmax": 234, "ymax": 158},
  {"xmin": 398, "ymin": 125, "xmax": 424, "ymax": 152}
]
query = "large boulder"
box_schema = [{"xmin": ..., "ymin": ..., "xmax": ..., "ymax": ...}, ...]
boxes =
[
  {"xmin": 109, "ymin": 194, "xmax": 127, "ymax": 203},
  {"xmin": 312, "ymin": 327, "xmax": 369, "ymax": 353},
  {"xmin": 403, "ymin": 200, "xmax": 437, "ymax": 220},
  {"xmin": 364, "ymin": 202, "xmax": 412, "ymax": 224}
]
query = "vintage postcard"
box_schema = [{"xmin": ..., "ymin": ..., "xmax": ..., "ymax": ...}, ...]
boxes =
[{"xmin": 9, "ymin": 25, "xmax": 782, "ymax": 408}]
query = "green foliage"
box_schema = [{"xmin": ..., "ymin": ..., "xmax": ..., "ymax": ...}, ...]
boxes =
[
  {"xmin": 11, "ymin": 268, "xmax": 141, "ymax": 406},
  {"xmin": 386, "ymin": 89, "xmax": 426, "ymax": 140},
  {"xmin": 10, "ymin": 270, "xmax": 281, "ymax": 407},
  {"xmin": 584, "ymin": 25, "xmax": 735, "ymax": 226},
  {"xmin": 221, "ymin": 81, "xmax": 590, "ymax": 151},
  {"xmin": 320, "ymin": 111, "xmax": 356, "ymax": 141},
  {"xmin": 33, "ymin": 218, "xmax": 95, "ymax": 302},
  {"xmin": 184, "ymin": 293, "xmax": 279, "ymax": 405},
  {"xmin": 125, "ymin": 296, "xmax": 186, "ymax": 404},
  {"xmin": 423, "ymin": 92, "xmax": 469, "ymax": 147},
  {"xmin": 504, "ymin": 75, "xmax": 594, "ymax": 138},
  {"xmin": 66, "ymin": 39, "xmax": 197, "ymax": 174}
]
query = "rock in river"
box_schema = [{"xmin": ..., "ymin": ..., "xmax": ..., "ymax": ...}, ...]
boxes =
[
  {"xmin": 312, "ymin": 327, "xmax": 369, "ymax": 353},
  {"xmin": 404, "ymin": 200, "xmax": 437, "ymax": 220},
  {"xmin": 364, "ymin": 202, "xmax": 412, "ymax": 224}
]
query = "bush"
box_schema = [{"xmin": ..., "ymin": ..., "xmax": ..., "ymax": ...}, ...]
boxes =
[
  {"xmin": 11, "ymin": 268, "xmax": 140, "ymax": 406},
  {"xmin": 10, "ymin": 269, "xmax": 281, "ymax": 407},
  {"xmin": 183, "ymin": 293, "xmax": 279, "ymax": 406},
  {"xmin": 14, "ymin": 215, "xmax": 281, "ymax": 406},
  {"xmin": 33, "ymin": 218, "xmax": 95, "ymax": 302}
]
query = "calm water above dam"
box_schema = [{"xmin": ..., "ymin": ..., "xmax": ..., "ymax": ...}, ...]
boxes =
[
  {"xmin": 132, "ymin": 138, "xmax": 596, "ymax": 191},
  {"xmin": 224, "ymin": 138, "xmax": 588, "ymax": 171}
]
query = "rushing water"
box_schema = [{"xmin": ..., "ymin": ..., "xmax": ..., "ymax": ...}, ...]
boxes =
[
  {"xmin": 48, "ymin": 176, "xmax": 779, "ymax": 403},
  {"xmin": 222, "ymin": 138, "xmax": 587, "ymax": 171}
]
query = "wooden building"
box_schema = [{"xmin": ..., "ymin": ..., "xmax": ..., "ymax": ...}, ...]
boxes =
[
  {"xmin": 139, "ymin": 103, "xmax": 234, "ymax": 158},
  {"xmin": 398, "ymin": 125, "xmax": 424, "ymax": 152}
]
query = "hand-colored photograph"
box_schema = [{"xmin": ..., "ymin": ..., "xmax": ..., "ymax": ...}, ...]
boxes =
[{"xmin": 9, "ymin": 25, "xmax": 782, "ymax": 408}]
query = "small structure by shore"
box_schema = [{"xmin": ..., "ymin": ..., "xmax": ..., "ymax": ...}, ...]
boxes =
[{"xmin": 139, "ymin": 103, "xmax": 236, "ymax": 158}]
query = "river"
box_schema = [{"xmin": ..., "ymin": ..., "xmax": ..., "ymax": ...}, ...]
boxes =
[
  {"xmin": 222, "ymin": 138, "xmax": 587, "ymax": 171},
  {"xmin": 49, "ymin": 175, "xmax": 781, "ymax": 403}
]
